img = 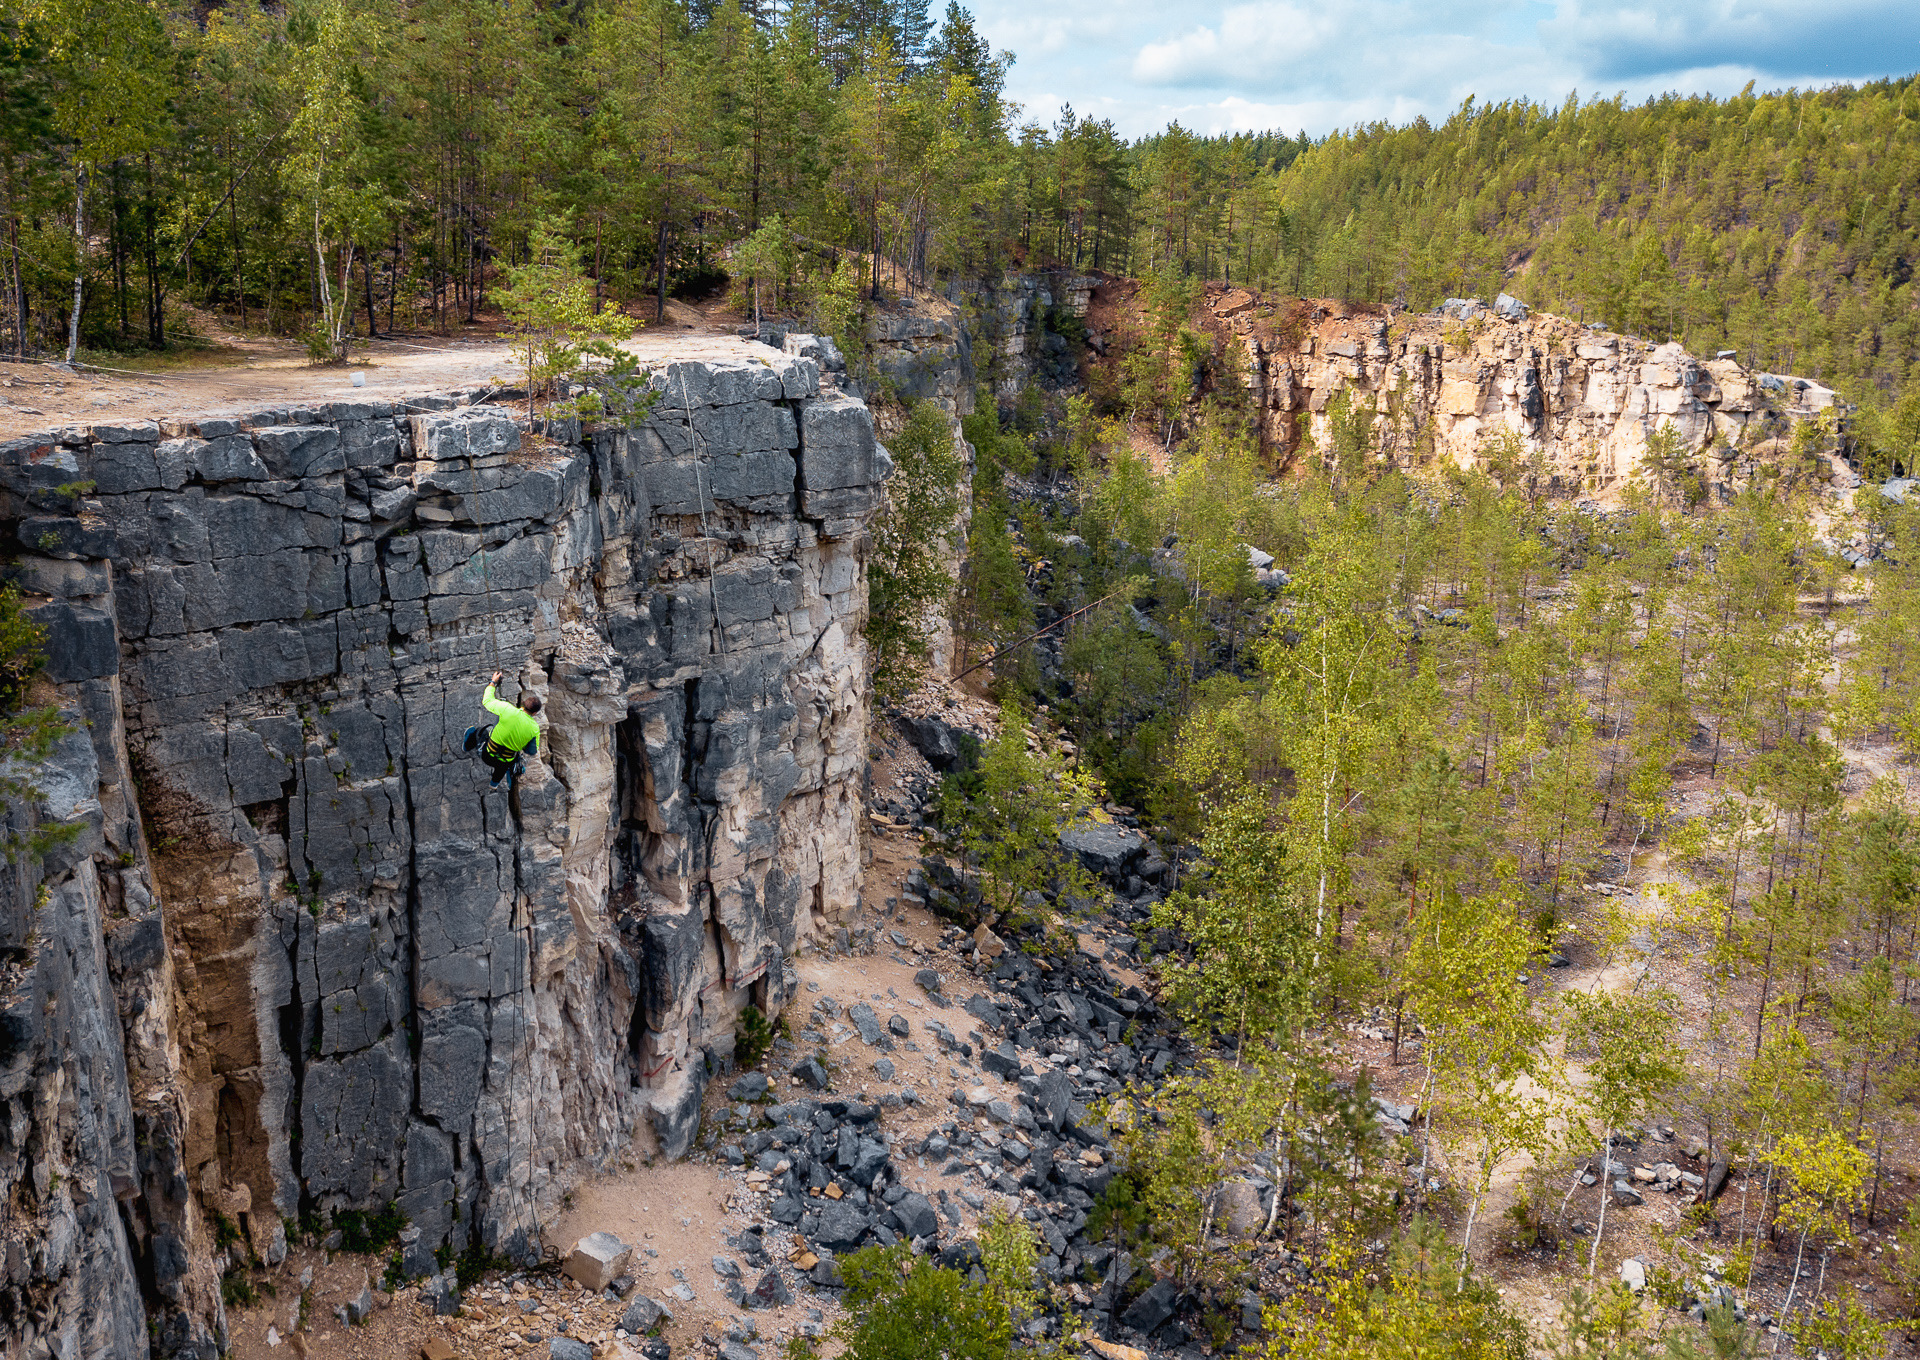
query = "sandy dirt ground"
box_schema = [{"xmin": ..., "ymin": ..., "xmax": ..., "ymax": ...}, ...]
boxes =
[{"xmin": 0, "ymin": 298, "xmax": 775, "ymax": 441}]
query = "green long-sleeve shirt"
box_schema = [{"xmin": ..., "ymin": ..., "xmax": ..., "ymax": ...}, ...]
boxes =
[{"xmin": 482, "ymin": 684, "xmax": 541, "ymax": 755}]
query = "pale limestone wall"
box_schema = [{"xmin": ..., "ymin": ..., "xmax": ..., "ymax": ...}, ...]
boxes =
[{"xmin": 1217, "ymin": 294, "xmax": 1849, "ymax": 497}]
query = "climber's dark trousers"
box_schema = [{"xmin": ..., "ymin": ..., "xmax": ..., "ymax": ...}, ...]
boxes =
[{"xmin": 463, "ymin": 726, "xmax": 520, "ymax": 788}]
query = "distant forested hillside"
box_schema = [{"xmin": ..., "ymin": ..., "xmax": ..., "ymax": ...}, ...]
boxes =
[{"xmin": 1106, "ymin": 85, "xmax": 1920, "ymax": 433}]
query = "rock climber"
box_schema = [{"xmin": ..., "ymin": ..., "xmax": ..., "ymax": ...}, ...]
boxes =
[{"xmin": 463, "ymin": 670, "xmax": 542, "ymax": 788}]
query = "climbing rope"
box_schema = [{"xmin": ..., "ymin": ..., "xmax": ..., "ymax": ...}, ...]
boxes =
[
  {"xmin": 360, "ymin": 397, "xmax": 538, "ymax": 1262},
  {"xmin": 463, "ymin": 419, "xmax": 502, "ymax": 671},
  {"xmin": 679, "ymin": 372, "xmax": 727, "ymax": 660},
  {"xmin": 458, "ymin": 402, "xmax": 536, "ymax": 1257}
]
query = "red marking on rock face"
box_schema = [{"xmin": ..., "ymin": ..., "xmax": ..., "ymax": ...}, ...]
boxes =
[{"xmin": 27, "ymin": 444, "xmax": 52, "ymax": 462}]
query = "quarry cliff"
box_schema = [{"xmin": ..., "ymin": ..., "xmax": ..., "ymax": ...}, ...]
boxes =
[
  {"xmin": 1088, "ymin": 280, "xmax": 1854, "ymax": 498},
  {"xmin": 0, "ymin": 337, "xmax": 882, "ymax": 1359}
]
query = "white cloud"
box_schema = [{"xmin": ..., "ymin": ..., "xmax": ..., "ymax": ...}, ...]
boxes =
[
  {"xmin": 1542, "ymin": 0, "xmax": 1920, "ymax": 82},
  {"xmin": 969, "ymin": 0, "xmax": 1920, "ymax": 140}
]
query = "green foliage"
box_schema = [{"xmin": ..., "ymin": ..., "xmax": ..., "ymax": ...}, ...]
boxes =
[
  {"xmin": 953, "ymin": 505, "xmax": 1029, "ymax": 673},
  {"xmin": 1058, "ymin": 588, "xmax": 1174, "ymax": 804},
  {"xmin": 332, "ymin": 1203, "xmax": 407, "ymax": 1255},
  {"xmin": 0, "ymin": 585, "xmax": 77, "ymax": 863},
  {"xmin": 832, "ymin": 1243, "xmax": 1012, "ymax": 1360},
  {"xmin": 495, "ymin": 213, "xmax": 650, "ymax": 422},
  {"xmin": 0, "ymin": 584, "xmax": 49, "ymax": 715},
  {"xmin": 1258, "ymin": 1219, "xmax": 1529, "ymax": 1360},
  {"xmin": 1561, "ymin": 988, "xmax": 1685, "ymax": 1143},
  {"xmin": 734, "ymin": 1003, "xmax": 780, "ymax": 1068},
  {"xmin": 1321, "ymin": 388, "xmax": 1375, "ymax": 489},
  {"xmin": 932, "ymin": 703, "xmax": 1098, "ymax": 923},
  {"xmin": 867, "ymin": 401, "xmax": 966, "ymax": 695},
  {"xmin": 1084, "ymin": 1170, "xmax": 1150, "ymax": 1252},
  {"xmin": 730, "ymin": 215, "xmax": 795, "ymax": 327},
  {"xmin": 1788, "ymin": 1289, "xmax": 1888, "ymax": 1360},
  {"xmin": 220, "ymin": 1265, "xmax": 261, "ymax": 1309},
  {"xmin": 976, "ymin": 1203, "xmax": 1042, "ymax": 1330},
  {"xmin": 1143, "ymin": 86, "xmax": 1920, "ymax": 413},
  {"xmin": 1543, "ymin": 1283, "xmax": 1655, "ymax": 1360},
  {"xmin": 1152, "ymin": 794, "xmax": 1311, "ymax": 1041},
  {"xmin": 1882, "ymin": 1198, "xmax": 1920, "ymax": 1317}
]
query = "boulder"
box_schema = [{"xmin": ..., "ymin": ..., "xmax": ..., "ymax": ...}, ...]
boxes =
[
  {"xmin": 980, "ymin": 1043, "xmax": 1021, "ymax": 1079},
  {"xmin": 564, "ymin": 1233, "xmax": 633, "ymax": 1292},
  {"xmin": 892, "ymin": 1192, "xmax": 939, "ymax": 1240},
  {"xmin": 814, "ymin": 1202, "xmax": 870, "ymax": 1253},
  {"xmin": 1060, "ymin": 821, "xmax": 1148, "ymax": 878},
  {"xmin": 1620, "ymin": 1258, "xmax": 1646, "ymax": 1292},
  {"xmin": 727, "ymin": 1072, "xmax": 771, "ymax": 1101},
  {"xmin": 619, "ymin": 1295, "xmax": 672, "ymax": 1333},
  {"xmin": 1121, "ymin": 1278, "xmax": 1179, "ymax": 1334},
  {"xmin": 1024, "ymin": 1069, "xmax": 1074, "ymax": 1133},
  {"xmin": 897, "ymin": 714, "xmax": 965, "ymax": 771},
  {"xmin": 847, "ymin": 1003, "xmax": 888, "ymax": 1047},
  {"xmin": 549, "ymin": 1340, "xmax": 593, "ymax": 1360},
  {"xmin": 1209, "ymin": 1179, "xmax": 1265, "ymax": 1238},
  {"xmin": 649, "ymin": 1070, "xmax": 706, "ymax": 1161},
  {"xmin": 419, "ymin": 1272, "xmax": 461, "ymax": 1316},
  {"xmin": 747, "ymin": 1269, "xmax": 793, "ymax": 1309}
]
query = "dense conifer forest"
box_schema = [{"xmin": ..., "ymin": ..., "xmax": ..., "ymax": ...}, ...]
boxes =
[{"xmin": 1, "ymin": 0, "xmax": 1916, "ymax": 434}]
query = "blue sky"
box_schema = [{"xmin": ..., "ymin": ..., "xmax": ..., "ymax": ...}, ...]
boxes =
[{"xmin": 967, "ymin": 0, "xmax": 1920, "ymax": 139}]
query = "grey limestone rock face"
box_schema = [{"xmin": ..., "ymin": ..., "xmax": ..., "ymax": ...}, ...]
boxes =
[{"xmin": 0, "ymin": 352, "xmax": 883, "ymax": 1357}]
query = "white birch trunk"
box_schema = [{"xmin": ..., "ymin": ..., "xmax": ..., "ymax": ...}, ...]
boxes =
[{"xmin": 64, "ymin": 168, "xmax": 85, "ymax": 365}]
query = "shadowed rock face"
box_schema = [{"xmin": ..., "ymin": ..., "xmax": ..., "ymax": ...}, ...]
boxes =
[{"xmin": 0, "ymin": 340, "xmax": 882, "ymax": 1356}]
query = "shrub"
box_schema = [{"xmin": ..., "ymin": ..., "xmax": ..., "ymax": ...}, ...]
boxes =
[{"xmin": 833, "ymin": 1243, "xmax": 1013, "ymax": 1360}]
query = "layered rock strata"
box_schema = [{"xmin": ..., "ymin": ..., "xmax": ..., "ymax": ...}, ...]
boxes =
[{"xmin": 0, "ymin": 343, "xmax": 882, "ymax": 1356}]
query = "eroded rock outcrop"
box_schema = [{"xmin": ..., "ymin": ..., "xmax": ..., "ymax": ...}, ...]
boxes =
[
  {"xmin": 0, "ymin": 340, "xmax": 882, "ymax": 1356},
  {"xmin": 1195, "ymin": 287, "xmax": 1851, "ymax": 496}
]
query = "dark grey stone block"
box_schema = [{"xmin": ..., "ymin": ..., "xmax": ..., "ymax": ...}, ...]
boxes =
[
  {"xmin": 252, "ymin": 425, "xmax": 344, "ymax": 478},
  {"xmin": 26, "ymin": 601, "xmax": 117, "ymax": 681},
  {"xmin": 191, "ymin": 434, "xmax": 270, "ymax": 482}
]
